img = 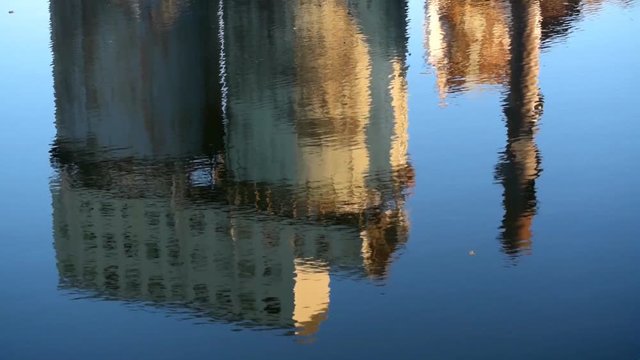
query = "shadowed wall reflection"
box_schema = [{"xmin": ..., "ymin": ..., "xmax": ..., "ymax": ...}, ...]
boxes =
[{"xmin": 49, "ymin": 0, "xmax": 411, "ymax": 339}]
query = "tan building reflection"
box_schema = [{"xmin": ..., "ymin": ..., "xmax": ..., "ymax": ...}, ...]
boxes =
[
  {"xmin": 426, "ymin": 0, "xmax": 601, "ymax": 96},
  {"xmin": 424, "ymin": 0, "xmax": 596, "ymax": 256},
  {"xmin": 426, "ymin": 0, "xmax": 511, "ymax": 97},
  {"xmin": 50, "ymin": 0, "xmax": 411, "ymax": 338}
]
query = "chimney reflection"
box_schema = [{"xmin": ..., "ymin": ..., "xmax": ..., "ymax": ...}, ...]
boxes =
[
  {"xmin": 50, "ymin": 0, "xmax": 411, "ymax": 339},
  {"xmin": 496, "ymin": 0, "xmax": 543, "ymax": 256},
  {"xmin": 426, "ymin": 0, "xmax": 550, "ymax": 257}
]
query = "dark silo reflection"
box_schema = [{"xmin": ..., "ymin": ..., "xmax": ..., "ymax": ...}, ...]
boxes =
[
  {"xmin": 49, "ymin": 0, "xmax": 224, "ymax": 160},
  {"xmin": 49, "ymin": 0, "xmax": 411, "ymax": 338}
]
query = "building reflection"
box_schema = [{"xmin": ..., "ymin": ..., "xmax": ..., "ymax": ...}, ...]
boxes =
[
  {"xmin": 426, "ymin": 0, "xmax": 601, "ymax": 96},
  {"xmin": 49, "ymin": 0, "xmax": 411, "ymax": 338},
  {"xmin": 424, "ymin": 0, "xmax": 596, "ymax": 256}
]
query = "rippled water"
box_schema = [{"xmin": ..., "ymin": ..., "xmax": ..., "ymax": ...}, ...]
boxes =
[{"xmin": 1, "ymin": 0, "xmax": 639, "ymax": 359}]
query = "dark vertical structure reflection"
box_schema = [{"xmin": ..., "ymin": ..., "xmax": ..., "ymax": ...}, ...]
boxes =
[
  {"xmin": 495, "ymin": 0, "xmax": 543, "ymax": 256},
  {"xmin": 49, "ymin": 0, "xmax": 411, "ymax": 338},
  {"xmin": 425, "ymin": 0, "xmax": 587, "ymax": 259}
]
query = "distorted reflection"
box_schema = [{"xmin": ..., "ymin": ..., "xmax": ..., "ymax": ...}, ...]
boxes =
[
  {"xmin": 49, "ymin": 0, "xmax": 411, "ymax": 338},
  {"xmin": 424, "ymin": 0, "xmax": 599, "ymax": 257},
  {"xmin": 497, "ymin": 0, "xmax": 543, "ymax": 256}
]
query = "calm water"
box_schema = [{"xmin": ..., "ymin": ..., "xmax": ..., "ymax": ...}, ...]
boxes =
[{"xmin": 1, "ymin": 0, "xmax": 639, "ymax": 359}]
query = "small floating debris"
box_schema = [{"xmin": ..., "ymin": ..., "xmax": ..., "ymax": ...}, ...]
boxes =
[
  {"xmin": 8, "ymin": 10, "xmax": 14, "ymax": 14},
  {"xmin": 468, "ymin": 250, "xmax": 476, "ymax": 256}
]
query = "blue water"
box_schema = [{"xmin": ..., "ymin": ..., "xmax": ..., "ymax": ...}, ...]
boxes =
[{"xmin": 1, "ymin": 0, "xmax": 639, "ymax": 359}]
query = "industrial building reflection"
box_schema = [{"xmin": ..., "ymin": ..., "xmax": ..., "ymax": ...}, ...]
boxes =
[{"xmin": 49, "ymin": 0, "xmax": 411, "ymax": 338}]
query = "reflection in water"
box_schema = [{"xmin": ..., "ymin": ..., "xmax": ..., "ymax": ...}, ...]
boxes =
[
  {"xmin": 49, "ymin": 0, "xmax": 411, "ymax": 338},
  {"xmin": 222, "ymin": 0, "xmax": 412, "ymax": 274},
  {"xmin": 497, "ymin": 0, "xmax": 543, "ymax": 255},
  {"xmin": 425, "ymin": 0, "xmax": 592, "ymax": 257},
  {"xmin": 50, "ymin": 0, "xmax": 223, "ymax": 159},
  {"xmin": 426, "ymin": 0, "xmax": 605, "ymax": 98},
  {"xmin": 426, "ymin": 0, "xmax": 511, "ymax": 96}
]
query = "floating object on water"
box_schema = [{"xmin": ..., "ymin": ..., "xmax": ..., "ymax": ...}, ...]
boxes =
[
  {"xmin": 468, "ymin": 250, "xmax": 476, "ymax": 256},
  {"xmin": 8, "ymin": 10, "xmax": 14, "ymax": 14}
]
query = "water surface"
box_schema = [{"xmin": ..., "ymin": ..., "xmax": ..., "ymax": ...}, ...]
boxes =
[{"xmin": 1, "ymin": 0, "xmax": 639, "ymax": 359}]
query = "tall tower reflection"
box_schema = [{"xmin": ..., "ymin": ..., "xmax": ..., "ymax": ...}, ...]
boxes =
[
  {"xmin": 496, "ymin": 0, "xmax": 543, "ymax": 256},
  {"xmin": 49, "ymin": 0, "xmax": 411, "ymax": 338},
  {"xmin": 425, "ymin": 0, "xmax": 562, "ymax": 257}
]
